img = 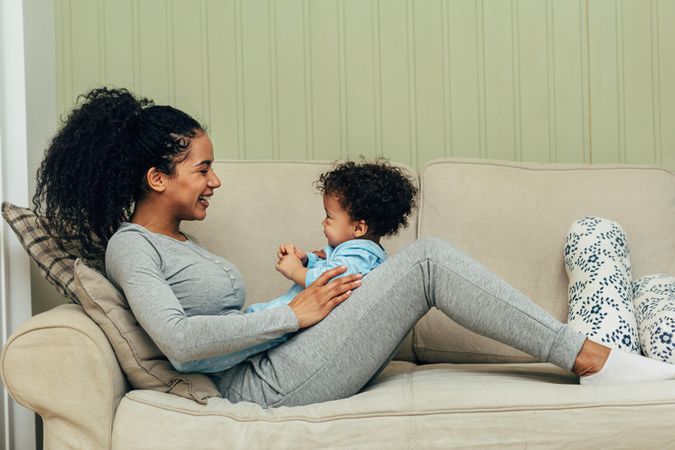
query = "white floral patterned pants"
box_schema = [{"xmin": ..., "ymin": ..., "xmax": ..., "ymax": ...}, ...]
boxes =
[{"xmin": 565, "ymin": 217, "xmax": 675, "ymax": 363}]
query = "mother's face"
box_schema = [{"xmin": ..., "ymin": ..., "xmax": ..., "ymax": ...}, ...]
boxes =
[{"xmin": 162, "ymin": 133, "xmax": 221, "ymax": 221}]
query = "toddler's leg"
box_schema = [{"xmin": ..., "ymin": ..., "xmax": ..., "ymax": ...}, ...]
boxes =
[
  {"xmin": 633, "ymin": 274, "xmax": 675, "ymax": 364},
  {"xmin": 564, "ymin": 217, "xmax": 640, "ymax": 353},
  {"xmin": 216, "ymin": 238, "xmax": 586, "ymax": 407}
]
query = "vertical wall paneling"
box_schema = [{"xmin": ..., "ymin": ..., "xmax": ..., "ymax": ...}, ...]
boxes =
[
  {"xmin": 406, "ymin": 0, "xmax": 417, "ymax": 166},
  {"xmin": 55, "ymin": 0, "xmax": 66, "ymax": 113},
  {"xmin": 378, "ymin": 0, "xmax": 411, "ymax": 166},
  {"xmin": 476, "ymin": 0, "xmax": 487, "ymax": 159},
  {"xmin": 534, "ymin": 0, "xmax": 551, "ymax": 162},
  {"xmin": 166, "ymin": 0, "xmax": 175, "ymax": 104},
  {"xmin": 240, "ymin": 0, "xmax": 274, "ymax": 159},
  {"xmin": 137, "ymin": 0, "xmax": 169, "ymax": 104},
  {"xmin": 302, "ymin": 0, "xmax": 314, "ymax": 159},
  {"xmin": 447, "ymin": 0, "xmax": 481, "ymax": 159},
  {"xmin": 267, "ymin": 0, "xmax": 279, "ymax": 160},
  {"xmin": 658, "ymin": 0, "xmax": 675, "ymax": 171},
  {"xmin": 344, "ymin": 0, "xmax": 377, "ymax": 159},
  {"xmin": 550, "ymin": 0, "xmax": 588, "ymax": 163},
  {"xmin": 103, "ymin": 0, "xmax": 134, "ymax": 91},
  {"xmin": 482, "ymin": 0, "xmax": 516, "ymax": 161},
  {"xmin": 622, "ymin": 0, "xmax": 656, "ymax": 165},
  {"xmin": 545, "ymin": 0, "xmax": 556, "ymax": 163},
  {"xmin": 588, "ymin": 0, "xmax": 621, "ymax": 163},
  {"xmin": 97, "ymin": 0, "xmax": 106, "ymax": 85},
  {"xmin": 275, "ymin": 0, "xmax": 308, "ymax": 160},
  {"xmin": 517, "ymin": 0, "xmax": 552, "ymax": 163},
  {"xmin": 616, "ymin": 0, "xmax": 626, "ymax": 164},
  {"xmin": 172, "ymin": 1, "xmax": 207, "ymax": 124},
  {"xmin": 206, "ymin": 0, "xmax": 238, "ymax": 159},
  {"xmin": 441, "ymin": 0, "xmax": 452, "ymax": 158},
  {"xmin": 201, "ymin": 1, "xmax": 211, "ymax": 130},
  {"xmin": 234, "ymin": 0, "xmax": 245, "ymax": 158},
  {"xmin": 337, "ymin": 0, "xmax": 347, "ymax": 158},
  {"xmin": 56, "ymin": 0, "xmax": 675, "ymax": 170},
  {"xmin": 131, "ymin": 0, "xmax": 141, "ymax": 95},
  {"xmin": 512, "ymin": 0, "xmax": 522, "ymax": 162},
  {"xmin": 412, "ymin": 0, "xmax": 445, "ymax": 168},
  {"xmin": 651, "ymin": 0, "xmax": 662, "ymax": 166},
  {"xmin": 309, "ymin": 1, "xmax": 342, "ymax": 160},
  {"xmin": 372, "ymin": 0, "xmax": 383, "ymax": 156},
  {"xmin": 69, "ymin": 0, "xmax": 101, "ymax": 102}
]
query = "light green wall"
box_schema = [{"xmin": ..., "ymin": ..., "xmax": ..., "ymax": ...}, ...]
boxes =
[{"xmin": 55, "ymin": 0, "xmax": 675, "ymax": 170}]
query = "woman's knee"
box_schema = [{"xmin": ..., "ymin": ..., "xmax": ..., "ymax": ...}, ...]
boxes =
[{"xmin": 409, "ymin": 237, "xmax": 455, "ymax": 260}]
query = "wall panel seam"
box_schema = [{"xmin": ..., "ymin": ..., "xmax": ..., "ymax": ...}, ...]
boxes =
[
  {"xmin": 441, "ymin": 0, "xmax": 451, "ymax": 157},
  {"xmin": 268, "ymin": 0, "xmax": 279, "ymax": 160},
  {"xmin": 338, "ymin": 0, "xmax": 348, "ymax": 158},
  {"xmin": 584, "ymin": 0, "xmax": 592, "ymax": 163},
  {"xmin": 651, "ymin": 0, "xmax": 662, "ymax": 165},
  {"xmin": 302, "ymin": 0, "xmax": 314, "ymax": 160},
  {"xmin": 202, "ymin": 0, "xmax": 211, "ymax": 127},
  {"xmin": 407, "ymin": 0, "xmax": 418, "ymax": 167},
  {"xmin": 512, "ymin": 0, "xmax": 521, "ymax": 162},
  {"xmin": 373, "ymin": 0, "xmax": 383, "ymax": 156},
  {"xmin": 477, "ymin": 0, "xmax": 487, "ymax": 159}
]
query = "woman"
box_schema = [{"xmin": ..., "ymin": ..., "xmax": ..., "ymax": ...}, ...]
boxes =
[{"xmin": 34, "ymin": 88, "xmax": 675, "ymax": 408}]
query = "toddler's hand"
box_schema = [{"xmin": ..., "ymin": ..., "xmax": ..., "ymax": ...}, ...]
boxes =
[
  {"xmin": 312, "ymin": 249, "xmax": 327, "ymax": 259},
  {"xmin": 276, "ymin": 254, "xmax": 304, "ymax": 280},
  {"xmin": 278, "ymin": 244, "xmax": 308, "ymax": 265},
  {"xmin": 277, "ymin": 244, "xmax": 298, "ymax": 261}
]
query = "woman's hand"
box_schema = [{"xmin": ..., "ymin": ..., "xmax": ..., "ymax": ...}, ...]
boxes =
[{"xmin": 288, "ymin": 266, "xmax": 362, "ymax": 328}]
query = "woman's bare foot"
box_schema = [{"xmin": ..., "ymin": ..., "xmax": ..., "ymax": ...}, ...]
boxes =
[{"xmin": 572, "ymin": 338, "xmax": 611, "ymax": 376}]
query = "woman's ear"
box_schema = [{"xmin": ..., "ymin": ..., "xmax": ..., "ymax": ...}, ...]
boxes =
[
  {"xmin": 353, "ymin": 220, "xmax": 368, "ymax": 238},
  {"xmin": 145, "ymin": 167, "xmax": 167, "ymax": 192}
]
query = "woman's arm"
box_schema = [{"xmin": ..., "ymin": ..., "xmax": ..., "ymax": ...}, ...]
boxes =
[{"xmin": 106, "ymin": 232, "xmax": 299, "ymax": 364}]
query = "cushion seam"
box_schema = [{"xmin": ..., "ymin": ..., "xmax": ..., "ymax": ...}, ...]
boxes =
[{"xmin": 121, "ymin": 394, "xmax": 675, "ymax": 423}]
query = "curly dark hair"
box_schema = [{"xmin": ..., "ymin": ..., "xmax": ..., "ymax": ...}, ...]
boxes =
[
  {"xmin": 33, "ymin": 87, "xmax": 205, "ymax": 265},
  {"xmin": 315, "ymin": 158, "xmax": 418, "ymax": 238}
]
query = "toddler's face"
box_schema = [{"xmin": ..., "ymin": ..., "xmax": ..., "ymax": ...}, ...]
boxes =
[{"xmin": 322, "ymin": 195, "xmax": 357, "ymax": 247}]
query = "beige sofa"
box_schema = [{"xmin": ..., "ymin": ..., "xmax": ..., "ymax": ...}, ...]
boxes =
[{"xmin": 3, "ymin": 158, "xmax": 675, "ymax": 449}]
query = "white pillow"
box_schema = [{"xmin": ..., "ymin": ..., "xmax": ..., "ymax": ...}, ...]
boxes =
[
  {"xmin": 564, "ymin": 217, "xmax": 641, "ymax": 353},
  {"xmin": 633, "ymin": 274, "xmax": 675, "ymax": 364}
]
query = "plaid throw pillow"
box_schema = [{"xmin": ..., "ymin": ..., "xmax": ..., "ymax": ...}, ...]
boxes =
[{"xmin": 1, "ymin": 202, "xmax": 81, "ymax": 304}]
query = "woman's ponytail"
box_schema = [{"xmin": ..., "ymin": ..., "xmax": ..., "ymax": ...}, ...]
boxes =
[{"xmin": 33, "ymin": 87, "xmax": 203, "ymax": 265}]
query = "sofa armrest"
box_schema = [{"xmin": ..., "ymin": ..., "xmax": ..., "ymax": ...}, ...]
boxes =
[{"xmin": 1, "ymin": 304, "xmax": 128, "ymax": 450}]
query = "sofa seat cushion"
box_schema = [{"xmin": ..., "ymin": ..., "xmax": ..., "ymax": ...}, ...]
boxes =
[{"xmin": 112, "ymin": 361, "xmax": 675, "ymax": 449}]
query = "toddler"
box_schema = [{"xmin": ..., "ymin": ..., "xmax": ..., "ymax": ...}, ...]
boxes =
[{"xmin": 173, "ymin": 159, "xmax": 417, "ymax": 373}]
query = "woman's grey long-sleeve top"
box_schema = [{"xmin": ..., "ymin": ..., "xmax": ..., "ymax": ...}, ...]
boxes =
[{"xmin": 105, "ymin": 223, "xmax": 299, "ymax": 365}]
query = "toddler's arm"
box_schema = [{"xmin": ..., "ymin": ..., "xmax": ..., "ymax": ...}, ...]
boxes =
[{"xmin": 276, "ymin": 254, "xmax": 309, "ymax": 287}]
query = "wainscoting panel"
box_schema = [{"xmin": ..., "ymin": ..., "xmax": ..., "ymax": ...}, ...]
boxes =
[{"xmin": 55, "ymin": 0, "xmax": 675, "ymax": 171}]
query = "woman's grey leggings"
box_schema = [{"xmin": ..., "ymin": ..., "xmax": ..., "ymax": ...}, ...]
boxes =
[{"xmin": 215, "ymin": 238, "xmax": 586, "ymax": 407}]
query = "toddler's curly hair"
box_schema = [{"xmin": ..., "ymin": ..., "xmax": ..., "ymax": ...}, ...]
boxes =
[{"xmin": 315, "ymin": 158, "xmax": 418, "ymax": 237}]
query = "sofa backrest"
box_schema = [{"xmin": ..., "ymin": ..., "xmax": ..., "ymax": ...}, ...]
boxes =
[
  {"xmin": 182, "ymin": 159, "xmax": 418, "ymax": 306},
  {"xmin": 414, "ymin": 158, "xmax": 675, "ymax": 363}
]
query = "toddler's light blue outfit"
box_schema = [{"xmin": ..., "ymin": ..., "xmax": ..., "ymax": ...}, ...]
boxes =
[{"xmin": 174, "ymin": 239, "xmax": 387, "ymax": 373}]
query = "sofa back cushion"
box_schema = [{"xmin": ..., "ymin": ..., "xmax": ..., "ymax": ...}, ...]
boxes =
[
  {"xmin": 182, "ymin": 160, "xmax": 419, "ymax": 359},
  {"xmin": 415, "ymin": 159, "xmax": 675, "ymax": 363}
]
